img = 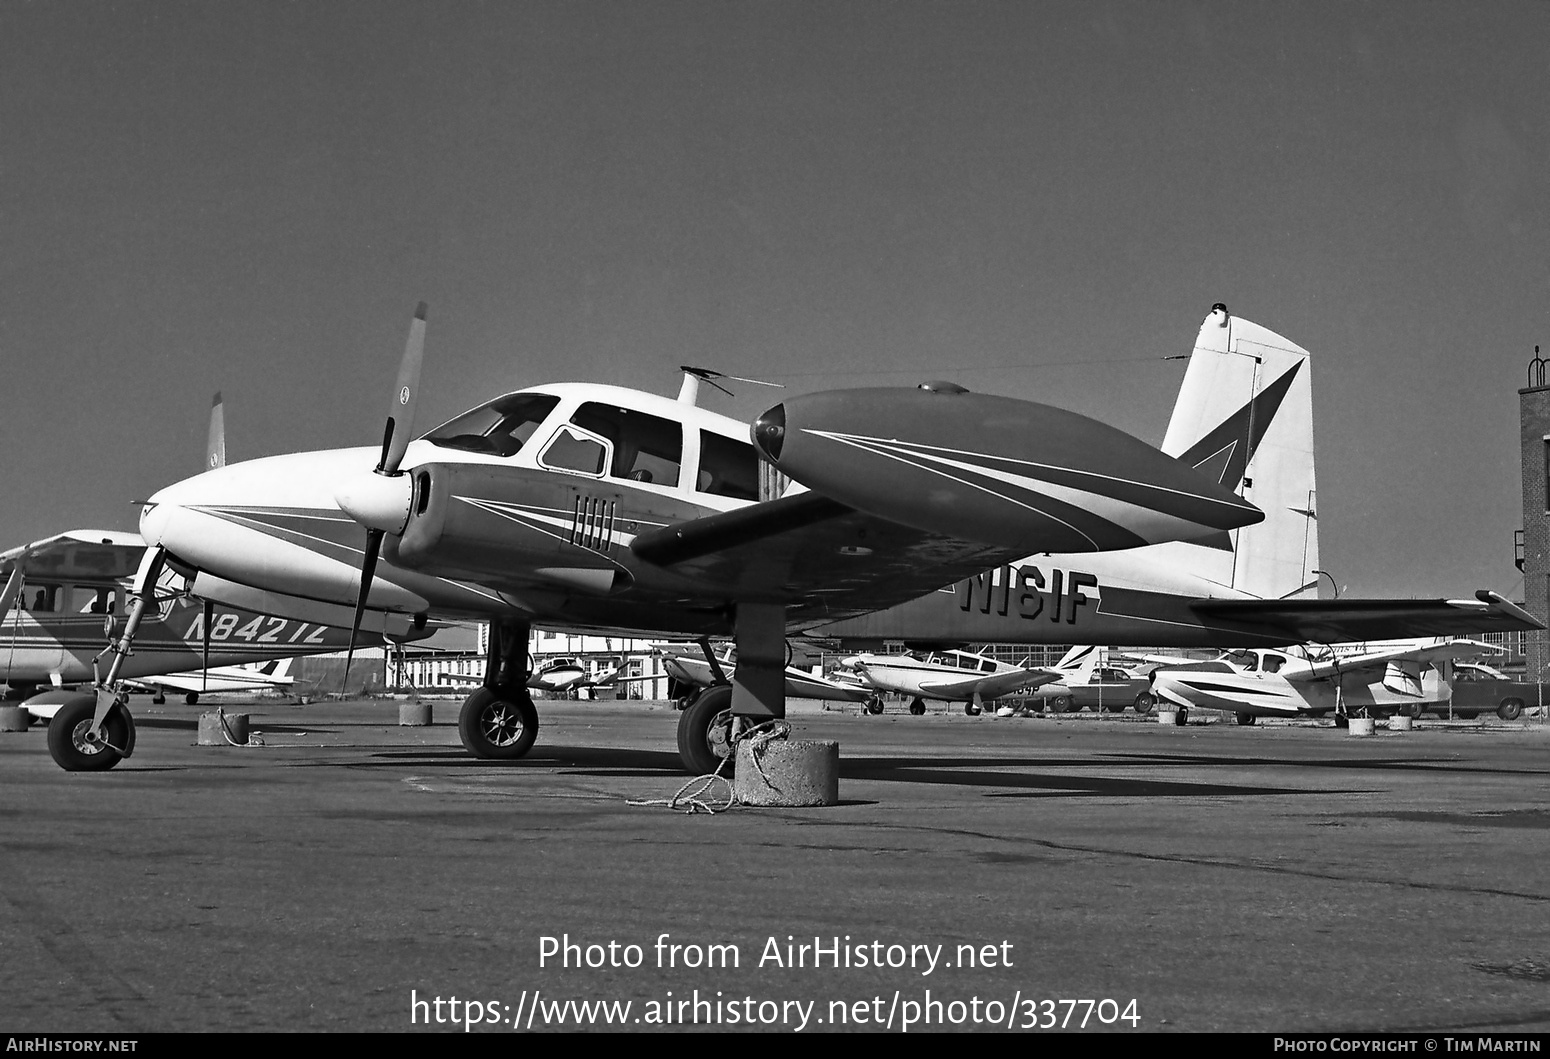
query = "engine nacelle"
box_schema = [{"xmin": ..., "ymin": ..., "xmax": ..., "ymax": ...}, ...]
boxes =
[
  {"xmin": 394, "ymin": 463, "xmax": 637, "ymax": 595},
  {"xmin": 752, "ymin": 387, "xmax": 1262, "ymax": 554}
]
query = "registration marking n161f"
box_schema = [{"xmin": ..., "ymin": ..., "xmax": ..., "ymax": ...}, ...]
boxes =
[{"xmin": 957, "ymin": 564, "xmax": 1099, "ymax": 625}]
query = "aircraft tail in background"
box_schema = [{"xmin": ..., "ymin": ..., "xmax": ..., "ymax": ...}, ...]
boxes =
[{"xmin": 1158, "ymin": 304, "xmax": 1318, "ymax": 601}]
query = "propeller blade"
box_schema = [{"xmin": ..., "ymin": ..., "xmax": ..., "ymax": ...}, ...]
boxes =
[
  {"xmin": 206, "ymin": 392, "xmax": 226, "ymax": 471},
  {"xmin": 342, "ymin": 528, "xmax": 385, "ymax": 694},
  {"xmin": 377, "ymin": 302, "xmax": 427, "ymax": 477}
]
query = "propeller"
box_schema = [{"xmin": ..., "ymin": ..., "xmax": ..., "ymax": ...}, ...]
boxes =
[{"xmin": 339, "ymin": 302, "xmax": 428, "ymax": 691}]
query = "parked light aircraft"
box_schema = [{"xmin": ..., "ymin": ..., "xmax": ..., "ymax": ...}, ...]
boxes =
[
  {"xmin": 0, "ymin": 531, "xmax": 391, "ymax": 703},
  {"xmin": 22, "ymin": 659, "xmax": 302, "ymax": 721},
  {"xmin": 810, "ymin": 305, "xmax": 1539, "ymax": 650},
  {"xmin": 75, "ymin": 303, "xmax": 1267, "ymax": 774},
  {"xmin": 1148, "ymin": 638, "xmax": 1503, "ymax": 725},
  {"xmin": 838, "ymin": 645, "xmax": 1080, "ymax": 716},
  {"xmin": 654, "ymin": 641, "xmax": 871, "ymax": 708},
  {"xmin": 437, "ymin": 655, "xmax": 626, "ymax": 697}
]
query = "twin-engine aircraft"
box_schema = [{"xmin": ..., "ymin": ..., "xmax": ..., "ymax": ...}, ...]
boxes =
[
  {"xmin": 811, "ymin": 305, "xmax": 1538, "ymax": 651},
  {"xmin": 1147, "ymin": 638, "xmax": 1502, "ymax": 725},
  {"xmin": 60, "ymin": 303, "xmax": 1264, "ymax": 773}
]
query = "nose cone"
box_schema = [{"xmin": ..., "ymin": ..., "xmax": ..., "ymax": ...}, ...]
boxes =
[
  {"xmin": 335, "ymin": 470, "xmax": 414, "ymax": 535},
  {"xmin": 133, "ymin": 447, "xmax": 428, "ymax": 613}
]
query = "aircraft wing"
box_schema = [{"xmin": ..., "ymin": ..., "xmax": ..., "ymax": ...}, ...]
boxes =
[
  {"xmin": 126, "ymin": 666, "xmax": 295, "ymax": 694},
  {"xmin": 1188, "ymin": 592, "xmax": 1541, "ymax": 642},
  {"xmin": 916, "ymin": 666, "xmax": 1062, "ymax": 701},
  {"xmin": 1284, "ymin": 639, "xmax": 1503, "ymax": 683},
  {"xmin": 631, "ymin": 492, "xmax": 1029, "ymax": 626},
  {"xmin": 0, "ymin": 530, "xmax": 145, "ymax": 583}
]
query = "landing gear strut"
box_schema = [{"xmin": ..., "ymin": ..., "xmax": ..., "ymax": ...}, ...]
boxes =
[
  {"xmin": 47, "ymin": 547, "xmax": 164, "ymax": 772},
  {"xmin": 458, "ymin": 619, "xmax": 540, "ymax": 760}
]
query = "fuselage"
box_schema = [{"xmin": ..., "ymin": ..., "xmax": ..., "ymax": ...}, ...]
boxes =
[
  {"xmin": 1150, "ymin": 645, "xmax": 1453, "ymax": 717},
  {"xmin": 0, "ymin": 593, "xmax": 359, "ymax": 689},
  {"xmin": 140, "ymin": 383, "xmax": 764, "ymax": 637},
  {"xmin": 843, "ymin": 649, "xmax": 1017, "ymax": 702}
]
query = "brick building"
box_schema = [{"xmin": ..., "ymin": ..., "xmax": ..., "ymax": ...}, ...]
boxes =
[{"xmin": 1518, "ymin": 349, "xmax": 1550, "ymax": 681}]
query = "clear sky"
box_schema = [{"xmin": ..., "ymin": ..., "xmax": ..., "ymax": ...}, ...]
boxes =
[{"xmin": 3, "ymin": 1, "xmax": 1546, "ymax": 597}]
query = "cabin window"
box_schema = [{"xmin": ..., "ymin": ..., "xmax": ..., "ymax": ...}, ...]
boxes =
[
  {"xmin": 423, "ymin": 393, "xmax": 561, "ymax": 457},
  {"xmin": 25, "ymin": 584, "xmax": 59, "ymax": 612},
  {"xmin": 571, "ymin": 403, "xmax": 683, "ymax": 487},
  {"xmin": 538, "ymin": 425, "xmax": 609, "ymax": 477},
  {"xmin": 1262, "ymin": 654, "xmax": 1286, "ymax": 674},
  {"xmin": 698, "ymin": 431, "xmax": 760, "ymax": 501}
]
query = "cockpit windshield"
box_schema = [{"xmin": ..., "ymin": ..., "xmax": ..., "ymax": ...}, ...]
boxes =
[{"xmin": 422, "ymin": 394, "xmax": 561, "ymax": 457}]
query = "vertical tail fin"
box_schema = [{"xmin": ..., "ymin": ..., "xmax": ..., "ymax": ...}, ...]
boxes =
[
  {"xmin": 1159, "ymin": 305, "xmax": 1319, "ymax": 599},
  {"xmin": 1051, "ymin": 644, "xmax": 1100, "ymax": 681}
]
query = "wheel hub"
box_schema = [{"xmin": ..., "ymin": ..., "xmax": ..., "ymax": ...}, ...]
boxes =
[
  {"xmin": 705, "ymin": 709, "xmax": 734, "ymax": 759},
  {"xmin": 69, "ymin": 721, "xmax": 106, "ymax": 755},
  {"xmin": 480, "ymin": 703, "xmax": 526, "ymax": 747}
]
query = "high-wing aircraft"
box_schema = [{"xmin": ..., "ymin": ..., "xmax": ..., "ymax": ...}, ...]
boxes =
[
  {"xmin": 809, "ymin": 305, "xmax": 1539, "ymax": 649},
  {"xmin": 653, "ymin": 641, "xmax": 871, "ymax": 708},
  {"xmin": 1147, "ymin": 638, "xmax": 1503, "ymax": 725},
  {"xmin": 75, "ymin": 303, "xmax": 1265, "ymax": 774},
  {"xmin": 838, "ymin": 645, "xmax": 1082, "ymax": 716},
  {"xmin": 0, "ymin": 531, "xmax": 391, "ymax": 703}
]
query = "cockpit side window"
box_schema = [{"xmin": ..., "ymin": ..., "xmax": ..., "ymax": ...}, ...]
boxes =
[
  {"xmin": 698, "ymin": 431, "xmax": 759, "ymax": 501},
  {"xmin": 1262, "ymin": 653, "xmax": 1286, "ymax": 674},
  {"xmin": 1226, "ymin": 650, "xmax": 1258, "ymax": 671},
  {"xmin": 423, "ymin": 394, "xmax": 561, "ymax": 458},
  {"xmin": 25, "ymin": 584, "xmax": 59, "ymax": 612},
  {"xmin": 538, "ymin": 425, "xmax": 609, "ymax": 477},
  {"xmin": 571, "ymin": 403, "xmax": 683, "ymax": 487}
]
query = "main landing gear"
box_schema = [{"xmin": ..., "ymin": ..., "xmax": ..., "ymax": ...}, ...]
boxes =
[
  {"xmin": 458, "ymin": 619, "xmax": 540, "ymax": 760},
  {"xmin": 677, "ymin": 685, "xmax": 736, "ymax": 775}
]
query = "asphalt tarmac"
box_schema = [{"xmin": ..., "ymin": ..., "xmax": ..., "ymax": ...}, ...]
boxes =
[{"xmin": 2, "ymin": 696, "xmax": 1547, "ymax": 1034}]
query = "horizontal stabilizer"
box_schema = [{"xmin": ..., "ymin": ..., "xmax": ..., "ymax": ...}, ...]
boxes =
[{"xmin": 1189, "ymin": 590, "xmax": 1542, "ymax": 642}]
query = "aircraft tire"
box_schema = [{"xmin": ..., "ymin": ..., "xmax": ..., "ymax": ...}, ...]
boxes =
[
  {"xmin": 1132, "ymin": 692, "xmax": 1154, "ymax": 715},
  {"xmin": 153, "ymin": 693, "xmax": 166, "ymax": 705},
  {"xmin": 185, "ymin": 692, "xmax": 199, "ymax": 706},
  {"xmin": 1401, "ymin": 703, "xmax": 1424, "ymax": 719},
  {"xmin": 866, "ymin": 696, "xmax": 885, "ymax": 715},
  {"xmin": 1235, "ymin": 712, "xmax": 1256, "ymax": 727},
  {"xmin": 909, "ymin": 698, "xmax": 926, "ymax": 716},
  {"xmin": 964, "ymin": 702, "xmax": 981, "ymax": 716},
  {"xmin": 677, "ymin": 685, "xmax": 735, "ymax": 775},
  {"xmin": 1498, "ymin": 698, "xmax": 1524, "ymax": 721},
  {"xmin": 1173, "ymin": 708, "xmax": 1188, "ymax": 727},
  {"xmin": 1334, "ymin": 715, "xmax": 1349, "ymax": 728},
  {"xmin": 47, "ymin": 694, "xmax": 130, "ymax": 772},
  {"xmin": 1048, "ymin": 694, "xmax": 1072, "ymax": 714},
  {"xmin": 458, "ymin": 687, "xmax": 539, "ymax": 760}
]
